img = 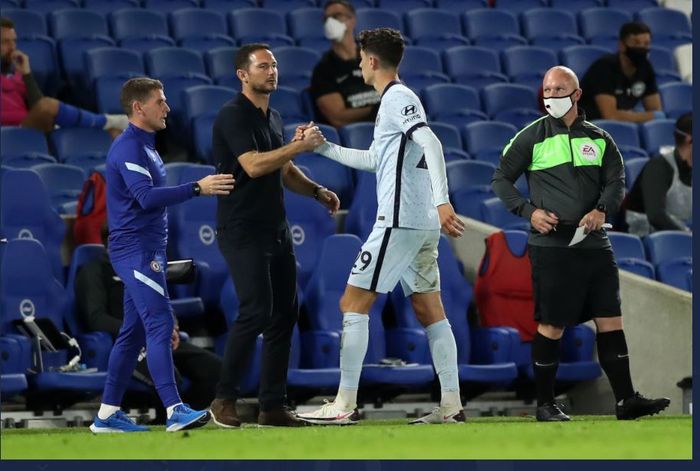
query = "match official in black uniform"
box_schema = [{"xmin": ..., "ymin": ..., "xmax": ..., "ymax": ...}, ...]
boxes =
[{"xmin": 209, "ymin": 43, "xmax": 339, "ymax": 428}]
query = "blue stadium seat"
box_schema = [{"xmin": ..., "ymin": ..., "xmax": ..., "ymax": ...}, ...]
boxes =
[
  {"xmin": 591, "ymin": 120, "xmax": 648, "ymax": 160},
  {"xmin": 607, "ymin": 231, "xmax": 655, "ymax": 279},
  {"xmin": 559, "ymin": 45, "xmax": 609, "ymax": 78},
  {"xmin": 85, "ymin": 47, "xmax": 144, "ymax": 83},
  {"xmin": 659, "ymin": 82, "xmax": 692, "ymax": 119},
  {"xmin": 492, "ymin": 0, "xmax": 545, "ymax": 14},
  {"xmin": 430, "ymin": 122, "xmax": 470, "ymax": 161},
  {"xmin": 501, "ymin": 46, "xmax": 557, "ymax": 91},
  {"xmin": 339, "ymin": 122, "xmax": 374, "ymax": 150},
  {"xmin": 406, "ymin": 9, "xmax": 469, "ymax": 50},
  {"xmin": 49, "ymin": 9, "xmax": 109, "ymax": 40},
  {"xmin": 168, "ymin": 165, "xmax": 229, "ymax": 310},
  {"xmin": 161, "ymin": 75, "xmax": 214, "ymax": 146},
  {"xmin": 481, "ymin": 83, "xmax": 540, "ymax": 128},
  {"xmin": 656, "ymin": 257, "xmax": 692, "ymax": 292},
  {"xmin": 400, "ymin": 46, "xmax": 451, "ymax": 93},
  {"xmin": 191, "ymin": 114, "xmax": 217, "ymax": 164},
  {"xmin": 287, "ymin": 8, "xmax": 326, "ymax": 52},
  {"xmin": 0, "ymin": 0, "xmax": 20, "ymax": 7},
  {"xmin": 145, "ymin": 47, "xmax": 208, "ymax": 79},
  {"xmin": 229, "ymin": 9, "xmax": 294, "ymax": 47},
  {"xmin": 170, "ymin": 8, "xmax": 229, "ymax": 42},
  {"xmin": 388, "ymin": 236, "xmax": 518, "ymax": 384},
  {"xmin": 521, "ymin": 8, "xmax": 584, "ymax": 50},
  {"xmin": 0, "ymin": 238, "xmax": 108, "ymax": 394},
  {"xmin": 1, "ymin": 9, "xmax": 47, "ymax": 36},
  {"xmin": 578, "ymin": 8, "xmax": 632, "ymax": 43},
  {"xmin": 607, "ymin": 0, "xmax": 662, "ymax": 14},
  {"xmin": 461, "ymin": 9, "xmax": 524, "ymax": 50},
  {"xmin": 623, "ymin": 157, "xmax": 647, "ymax": 191},
  {"xmin": 263, "ymin": 0, "xmax": 316, "ymax": 14},
  {"xmin": 109, "ymin": 9, "xmax": 170, "ymax": 42},
  {"xmin": 344, "ymin": 0, "xmax": 376, "ymax": 8},
  {"xmin": 446, "ymin": 160, "xmax": 495, "ymax": 192},
  {"xmin": 182, "ymin": 85, "xmax": 236, "ymax": 125},
  {"xmin": 202, "ymin": 0, "xmax": 257, "ymax": 15},
  {"xmin": 480, "ymin": 197, "xmax": 530, "ymax": 231},
  {"xmin": 435, "ymin": 0, "xmax": 486, "ymax": 13},
  {"xmin": 294, "ymin": 153, "xmax": 356, "ymax": 210},
  {"xmin": 644, "ymin": 230, "xmax": 692, "ymax": 267},
  {"xmin": 1, "ymin": 127, "xmax": 50, "ymax": 161},
  {"xmin": 62, "ymin": 243, "xmax": 114, "ymax": 371},
  {"xmin": 216, "ymin": 275, "xmax": 261, "ymax": 396},
  {"xmin": 82, "ymin": 0, "xmax": 140, "ymax": 15},
  {"xmin": 143, "ymin": 0, "xmax": 199, "ymax": 14},
  {"xmin": 637, "ymin": 8, "xmax": 692, "ymax": 50},
  {"xmin": 118, "ymin": 36, "xmax": 176, "ymax": 54},
  {"xmin": 640, "ymin": 119, "xmax": 675, "ymax": 156},
  {"xmin": 49, "ymin": 127, "xmax": 112, "ymax": 174},
  {"xmin": 378, "ymin": 0, "xmax": 432, "ymax": 10},
  {"xmin": 304, "ymin": 234, "xmax": 435, "ymax": 388},
  {"xmin": 31, "ymin": 163, "xmax": 86, "ymax": 214},
  {"xmin": 648, "ymin": 46, "xmax": 682, "ymax": 85},
  {"xmin": 272, "ymin": 46, "xmax": 319, "ymax": 91},
  {"xmin": 462, "ymin": 121, "xmax": 518, "ymax": 166},
  {"xmin": 344, "ymin": 171, "xmax": 377, "ymax": 241},
  {"xmin": 0, "ymin": 169, "xmax": 65, "ymax": 281},
  {"xmin": 0, "ymin": 336, "xmax": 29, "ymax": 398},
  {"xmin": 550, "ymin": 0, "xmax": 602, "ymax": 12},
  {"xmin": 205, "ymin": 47, "xmax": 239, "ymax": 85},
  {"xmin": 422, "ymin": 84, "xmax": 487, "ymax": 128},
  {"xmin": 284, "ymin": 186, "xmax": 336, "ymax": 289},
  {"xmin": 17, "ymin": 35, "xmax": 59, "ymax": 96},
  {"xmin": 58, "ymin": 36, "xmax": 115, "ymax": 92},
  {"xmin": 443, "ymin": 46, "xmax": 508, "ymax": 90},
  {"xmin": 180, "ymin": 36, "xmax": 236, "ymax": 54},
  {"xmin": 356, "ymin": 8, "xmax": 403, "ymax": 33},
  {"xmin": 94, "ymin": 75, "xmax": 143, "ymax": 114},
  {"xmin": 270, "ymin": 86, "xmax": 308, "ymax": 123},
  {"xmin": 451, "ymin": 187, "xmax": 494, "ymax": 220},
  {"xmin": 287, "ymin": 325, "xmax": 342, "ymax": 393},
  {"xmin": 23, "ymin": 0, "xmax": 79, "ymax": 14}
]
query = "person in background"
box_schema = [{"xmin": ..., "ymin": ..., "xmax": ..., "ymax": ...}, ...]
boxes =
[{"xmin": 309, "ymin": 0, "xmax": 380, "ymax": 128}]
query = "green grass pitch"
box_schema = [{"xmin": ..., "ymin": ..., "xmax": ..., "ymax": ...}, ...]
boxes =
[{"xmin": 0, "ymin": 416, "xmax": 691, "ymax": 459}]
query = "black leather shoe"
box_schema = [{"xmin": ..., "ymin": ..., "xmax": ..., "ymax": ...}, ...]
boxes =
[
  {"xmin": 616, "ymin": 392, "xmax": 670, "ymax": 420},
  {"xmin": 258, "ymin": 407, "xmax": 308, "ymax": 427},
  {"xmin": 536, "ymin": 402, "xmax": 571, "ymax": 422}
]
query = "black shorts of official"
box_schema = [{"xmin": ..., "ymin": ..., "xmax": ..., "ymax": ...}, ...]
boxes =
[{"xmin": 528, "ymin": 245, "xmax": 621, "ymax": 327}]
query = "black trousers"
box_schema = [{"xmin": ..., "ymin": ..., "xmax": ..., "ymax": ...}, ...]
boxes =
[{"xmin": 215, "ymin": 223, "xmax": 298, "ymax": 411}]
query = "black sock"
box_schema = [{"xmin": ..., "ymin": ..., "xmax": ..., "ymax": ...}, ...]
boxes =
[
  {"xmin": 532, "ymin": 332, "xmax": 561, "ymax": 407},
  {"xmin": 597, "ymin": 330, "xmax": 635, "ymax": 403}
]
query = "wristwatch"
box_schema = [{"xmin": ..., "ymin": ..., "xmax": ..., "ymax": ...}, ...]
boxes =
[
  {"xmin": 595, "ymin": 203, "xmax": 607, "ymax": 214},
  {"xmin": 192, "ymin": 182, "xmax": 202, "ymax": 196},
  {"xmin": 312, "ymin": 185, "xmax": 325, "ymax": 200}
]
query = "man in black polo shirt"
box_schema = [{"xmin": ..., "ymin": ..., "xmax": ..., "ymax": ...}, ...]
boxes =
[
  {"xmin": 209, "ymin": 43, "xmax": 339, "ymax": 428},
  {"xmin": 310, "ymin": 0, "xmax": 380, "ymax": 127},
  {"xmin": 579, "ymin": 22, "xmax": 665, "ymax": 123}
]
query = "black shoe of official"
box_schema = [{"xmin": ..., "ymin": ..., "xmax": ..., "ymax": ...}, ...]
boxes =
[
  {"xmin": 616, "ymin": 392, "xmax": 670, "ymax": 420},
  {"xmin": 536, "ymin": 402, "xmax": 571, "ymax": 422}
]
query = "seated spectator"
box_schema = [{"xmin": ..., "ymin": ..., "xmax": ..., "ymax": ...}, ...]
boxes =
[
  {"xmin": 309, "ymin": 1, "xmax": 380, "ymax": 128},
  {"xmin": 75, "ymin": 227, "xmax": 223, "ymax": 418},
  {"xmin": 624, "ymin": 112, "xmax": 692, "ymax": 235},
  {"xmin": 1, "ymin": 17, "xmax": 127, "ymax": 136},
  {"xmin": 579, "ymin": 22, "xmax": 664, "ymax": 123}
]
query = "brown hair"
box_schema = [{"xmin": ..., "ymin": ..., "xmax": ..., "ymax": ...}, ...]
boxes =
[
  {"xmin": 0, "ymin": 17, "xmax": 15, "ymax": 29},
  {"xmin": 359, "ymin": 28, "xmax": 405, "ymax": 69},
  {"xmin": 235, "ymin": 43, "xmax": 271, "ymax": 72},
  {"xmin": 119, "ymin": 77, "xmax": 163, "ymax": 117}
]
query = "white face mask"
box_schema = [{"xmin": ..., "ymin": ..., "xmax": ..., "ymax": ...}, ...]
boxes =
[
  {"xmin": 543, "ymin": 91, "xmax": 577, "ymax": 119},
  {"xmin": 324, "ymin": 17, "xmax": 347, "ymax": 42}
]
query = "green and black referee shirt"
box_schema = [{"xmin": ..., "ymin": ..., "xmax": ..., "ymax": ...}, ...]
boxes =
[{"xmin": 492, "ymin": 111, "xmax": 625, "ymax": 249}]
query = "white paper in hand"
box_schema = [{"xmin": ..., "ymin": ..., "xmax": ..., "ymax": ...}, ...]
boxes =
[{"xmin": 568, "ymin": 223, "xmax": 612, "ymax": 246}]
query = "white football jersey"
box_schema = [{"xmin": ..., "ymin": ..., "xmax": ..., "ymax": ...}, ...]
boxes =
[{"xmin": 371, "ymin": 81, "xmax": 439, "ymax": 230}]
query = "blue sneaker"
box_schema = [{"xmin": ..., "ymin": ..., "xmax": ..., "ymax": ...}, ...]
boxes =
[
  {"xmin": 89, "ymin": 410, "xmax": 149, "ymax": 433},
  {"xmin": 166, "ymin": 404, "xmax": 210, "ymax": 432}
]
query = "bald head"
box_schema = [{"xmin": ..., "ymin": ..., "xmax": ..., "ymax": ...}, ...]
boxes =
[{"xmin": 544, "ymin": 66, "xmax": 579, "ymax": 90}]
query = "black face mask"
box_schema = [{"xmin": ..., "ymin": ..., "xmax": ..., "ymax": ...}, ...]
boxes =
[{"xmin": 625, "ymin": 47, "xmax": 650, "ymax": 68}]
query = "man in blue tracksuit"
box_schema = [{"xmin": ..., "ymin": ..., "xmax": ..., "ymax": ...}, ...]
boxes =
[{"xmin": 89, "ymin": 77, "xmax": 235, "ymax": 433}]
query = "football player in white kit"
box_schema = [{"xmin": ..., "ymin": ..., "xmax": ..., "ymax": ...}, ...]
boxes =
[{"xmin": 296, "ymin": 28, "xmax": 466, "ymax": 425}]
